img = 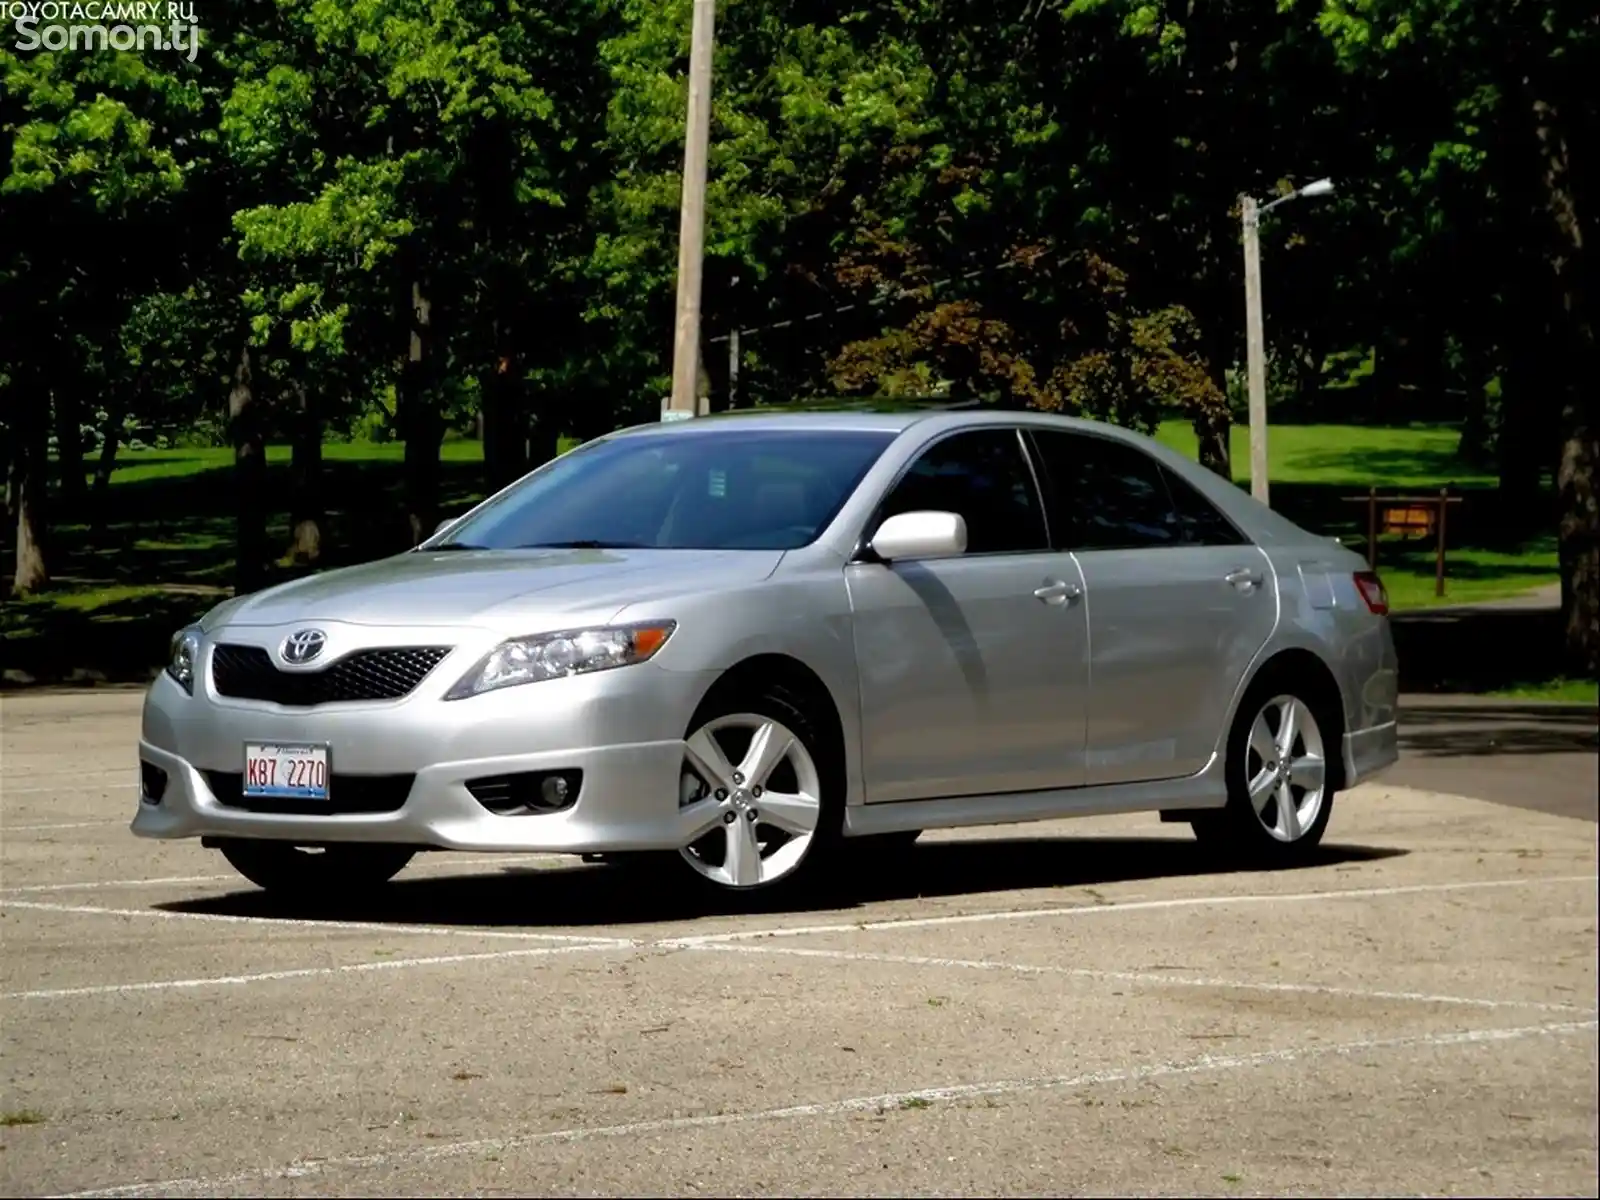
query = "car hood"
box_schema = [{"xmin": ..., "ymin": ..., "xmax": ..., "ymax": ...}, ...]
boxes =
[{"xmin": 201, "ymin": 548, "xmax": 785, "ymax": 631}]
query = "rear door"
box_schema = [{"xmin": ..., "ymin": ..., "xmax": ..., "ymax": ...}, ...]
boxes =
[
  {"xmin": 1025, "ymin": 429, "xmax": 1279, "ymax": 786},
  {"xmin": 847, "ymin": 427, "xmax": 1090, "ymax": 803}
]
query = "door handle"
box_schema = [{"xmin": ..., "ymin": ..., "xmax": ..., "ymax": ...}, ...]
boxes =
[
  {"xmin": 1033, "ymin": 579, "xmax": 1082, "ymax": 605},
  {"xmin": 1225, "ymin": 567, "xmax": 1264, "ymax": 590}
]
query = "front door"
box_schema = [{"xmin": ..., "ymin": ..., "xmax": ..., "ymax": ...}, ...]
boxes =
[
  {"xmin": 848, "ymin": 427, "xmax": 1091, "ymax": 803},
  {"xmin": 1026, "ymin": 429, "xmax": 1280, "ymax": 786}
]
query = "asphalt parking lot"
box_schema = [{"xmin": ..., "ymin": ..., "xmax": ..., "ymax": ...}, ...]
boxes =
[{"xmin": 2, "ymin": 688, "xmax": 1596, "ymax": 1198}]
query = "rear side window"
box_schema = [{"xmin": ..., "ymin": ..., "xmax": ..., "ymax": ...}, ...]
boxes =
[
  {"xmin": 1028, "ymin": 430, "xmax": 1181, "ymax": 551},
  {"xmin": 1161, "ymin": 464, "xmax": 1249, "ymax": 546},
  {"xmin": 876, "ymin": 428, "xmax": 1049, "ymax": 554}
]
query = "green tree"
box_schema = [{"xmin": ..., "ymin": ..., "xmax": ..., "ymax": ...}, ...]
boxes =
[
  {"xmin": 1303, "ymin": 0, "xmax": 1597, "ymax": 671},
  {"xmin": 1, "ymin": 33, "xmax": 203, "ymax": 595}
]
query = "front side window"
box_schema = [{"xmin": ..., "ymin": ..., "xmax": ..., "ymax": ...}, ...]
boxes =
[
  {"xmin": 438, "ymin": 429, "xmax": 896, "ymax": 552},
  {"xmin": 875, "ymin": 428, "xmax": 1049, "ymax": 554}
]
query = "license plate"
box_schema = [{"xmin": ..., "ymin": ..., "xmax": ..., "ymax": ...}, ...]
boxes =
[{"xmin": 243, "ymin": 743, "xmax": 330, "ymax": 801}]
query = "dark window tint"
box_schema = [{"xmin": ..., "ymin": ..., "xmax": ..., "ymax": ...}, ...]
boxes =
[
  {"xmin": 1162, "ymin": 465, "xmax": 1249, "ymax": 546},
  {"xmin": 877, "ymin": 429, "xmax": 1048, "ymax": 554},
  {"xmin": 442, "ymin": 429, "xmax": 895, "ymax": 551},
  {"xmin": 1028, "ymin": 430, "xmax": 1181, "ymax": 551}
]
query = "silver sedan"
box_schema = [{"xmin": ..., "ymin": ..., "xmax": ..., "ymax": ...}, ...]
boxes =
[{"xmin": 134, "ymin": 409, "xmax": 1399, "ymax": 899}]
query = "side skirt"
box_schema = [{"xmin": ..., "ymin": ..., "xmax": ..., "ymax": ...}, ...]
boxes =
[{"xmin": 842, "ymin": 759, "xmax": 1226, "ymax": 839}]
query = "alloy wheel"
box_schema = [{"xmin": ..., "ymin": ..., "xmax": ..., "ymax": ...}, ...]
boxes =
[
  {"xmin": 677, "ymin": 712, "xmax": 822, "ymax": 889},
  {"xmin": 1244, "ymin": 694, "xmax": 1327, "ymax": 843}
]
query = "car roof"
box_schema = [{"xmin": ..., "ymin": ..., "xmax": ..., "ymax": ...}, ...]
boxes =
[{"xmin": 605, "ymin": 406, "xmax": 1145, "ymax": 439}]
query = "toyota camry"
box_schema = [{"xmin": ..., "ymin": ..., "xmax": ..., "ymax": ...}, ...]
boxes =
[{"xmin": 134, "ymin": 409, "xmax": 1399, "ymax": 900}]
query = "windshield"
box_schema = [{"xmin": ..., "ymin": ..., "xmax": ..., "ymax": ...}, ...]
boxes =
[{"xmin": 436, "ymin": 428, "xmax": 897, "ymax": 552}]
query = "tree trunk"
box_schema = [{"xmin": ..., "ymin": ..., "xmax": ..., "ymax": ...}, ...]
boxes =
[
  {"xmin": 482, "ymin": 346, "xmax": 527, "ymax": 494},
  {"xmin": 54, "ymin": 388, "xmax": 86, "ymax": 510},
  {"xmin": 88, "ymin": 399, "xmax": 125, "ymax": 537},
  {"xmin": 10, "ymin": 394, "xmax": 50, "ymax": 596},
  {"xmin": 1192, "ymin": 412, "xmax": 1230, "ymax": 479},
  {"xmin": 1454, "ymin": 339, "xmax": 1499, "ymax": 468},
  {"xmin": 1523, "ymin": 89, "xmax": 1594, "ymax": 675},
  {"xmin": 528, "ymin": 399, "xmax": 561, "ymax": 475},
  {"xmin": 1194, "ymin": 328, "xmax": 1234, "ymax": 479},
  {"xmin": 1556, "ymin": 394, "xmax": 1598, "ymax": 676},
  {"xmin": 399, "ymin": 279, "xmax": 440, "ymax": 544},
  {"xmin": 5, "ymin": 437, "xmax": 17, "ymax": 524},
  {"xmin": 287, "ymin": 378, "xmax": 323, "ymax": 565},
  {"xmin": 1496, "ymin": 329, "xmax": 1551, "ymax": 540},
  {"xmin": 229, "ymin": 342, "xmax": 268, "ymax": 595}
]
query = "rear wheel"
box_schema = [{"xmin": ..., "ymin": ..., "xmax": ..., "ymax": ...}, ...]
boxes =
[
  {"xmin": 216, "ymin": 839, "xmax": 416, "ymax": 896},
  {"xmin": 675, "ymin": 682, "xmax": 842, "ymax": 895},
  {"xmin": 1193, "ymin": 678, "xmax": 1335, "ymax": 863}
]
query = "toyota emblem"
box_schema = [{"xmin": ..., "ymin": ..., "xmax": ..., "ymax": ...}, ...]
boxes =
[{"xmin": 281, "ymin": 629, "xmax": 327, "ymax": 665}]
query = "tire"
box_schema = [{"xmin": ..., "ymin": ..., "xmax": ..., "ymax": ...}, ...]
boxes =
[
  {"xmin": 1192, "ymin": 671, "xmax": 1338, "ymax": 865},
  {"xmin": 675, "ymin": 679, "xmax": 844, "ymax": 898},
  {"xmin": 217, "ymin": 839, "xmax": 417, "ymax": 896}
]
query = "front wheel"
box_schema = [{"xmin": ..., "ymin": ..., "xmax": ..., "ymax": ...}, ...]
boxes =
[
  {"xmin": 1193, "ymin": 681, "xmax": 1335, "ymax": 864},
  {"xmin": 674, "ymin": 683, "xmax": 843, "ymax": 896},
  {"xmin": 216, "ymin": 839, "xmax": 417, "ymax": 896}
]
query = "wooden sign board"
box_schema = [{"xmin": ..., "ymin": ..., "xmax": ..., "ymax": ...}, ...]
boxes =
[{"xmin": 1381, "ymin": 504, "xmax": 1436, "ymax": 537}]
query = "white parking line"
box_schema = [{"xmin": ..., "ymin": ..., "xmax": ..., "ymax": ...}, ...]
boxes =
[
  {"xmin": 51, "ymin": 1019, "xmax": 1600, "ymax": 1199},
  {"xmin": 0, "ymin": 820, "xmax": 122, "ymax": 832},
  {"xmin": 659, "ymin": 875, "xmax": 1600, "ymax": 946},
  {"xmin": 1, "ymin": 874, "xmax": 227, "ymax": 892},
  {"xmin": 0, "ymin": 900, "xmax": 634, "ymax": 945},
  {"xmin": 691, "ymin": 942, "xmax": 1597, "ymax": 1014},
  {"xmin": 0, "ymin": 855, "xmax": 576, "ymax": 894},
  {"xmin": 4, "ymin": 942, "xmax": 630, "ymax": 1000}
]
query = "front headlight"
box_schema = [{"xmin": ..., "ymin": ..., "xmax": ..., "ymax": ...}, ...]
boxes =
[
  {"xmin": 444, "ymin": 621, "xmax": 677, "ymax": 700},
  {"xmin": 166, "ymin": 628, "xmax": 201, "ymax": 694}
]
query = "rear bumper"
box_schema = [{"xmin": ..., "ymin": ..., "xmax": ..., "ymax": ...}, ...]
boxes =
[{"xmin": 1342, "ymin": 720, "xmax": 1398, "ymax": 789}]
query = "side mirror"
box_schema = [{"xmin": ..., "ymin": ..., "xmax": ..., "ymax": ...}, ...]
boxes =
[
  {"xmin": 869, "ymin": 510, "xmax": 967, "ymax": 562},
  {"xmin": 433, "ymin": 518, "xmax": 457, "ymax": 538}
]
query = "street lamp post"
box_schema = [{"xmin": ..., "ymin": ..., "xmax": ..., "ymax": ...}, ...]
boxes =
[
  {"xmin": 1239, "ymin": 176, "xmax": 1335, "ymax": 506},
  {"xmin": 666, "ymin": 0, "xmax": 717, "ymax": 422}
]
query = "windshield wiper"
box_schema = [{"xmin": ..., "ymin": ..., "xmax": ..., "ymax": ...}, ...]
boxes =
[
  {"xmin": 516, "ymin": 539, "xmax": 649, "ymax": 550},
  {"xmin": 425, "ymin": 541, "xmax": 490, "ymax": 552}
]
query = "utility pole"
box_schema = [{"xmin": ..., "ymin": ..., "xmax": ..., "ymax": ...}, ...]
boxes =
[
  {"xmin": 666, "ymin": 0, "xmax": 716, "ymax": 421},
  {"xmin": 727, "ymin": 278, "xmax": 742, "ymax": 411},
  {"xmin": 1241, "ymin": 194, "xmax": 1269, "ymax": 506},
  {"xmin": 1237, "ymin": 177, "xmax": 1335, "ymax": 507}
]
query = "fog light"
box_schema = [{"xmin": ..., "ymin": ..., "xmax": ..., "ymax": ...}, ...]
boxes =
[
  {"xmin": 464, "ymin": 769, "xmax": 582, "ymax": 816},
  {"xmin": 140, "ymin": 761, "xmax": 169, "ymax": 805}
]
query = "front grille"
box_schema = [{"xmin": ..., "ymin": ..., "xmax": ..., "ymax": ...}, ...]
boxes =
[
  {"xmin": 204, "ymin": 770, "xmax": 415, "ymax": 815},
  {"xmin": 211, "ymin": 644, "xmax": 451, "ymax": 706}
]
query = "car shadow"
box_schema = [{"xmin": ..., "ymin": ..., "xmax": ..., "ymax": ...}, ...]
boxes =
[{"xmin": 156, "ymin": 836, "xmax": 1409, "ymax": 930}]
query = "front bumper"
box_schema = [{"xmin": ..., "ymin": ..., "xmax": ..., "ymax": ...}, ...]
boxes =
[
  {"xmin": 133, "ymin": 736, "xmax": 707, "ymax": 852},
  {"xmin": 134, "ymin": 635, "xmax": 724, "ymax": 853}
]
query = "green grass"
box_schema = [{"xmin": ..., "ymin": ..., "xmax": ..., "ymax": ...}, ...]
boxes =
[
  {"xmin": 1485, "ymin": 677, "xmax": 1599, "ymax": 705},
  {"xmin": 1152, "ymin": 419, "xmax": 1497, "ymax": 489},
  {"xmin": 1373, "ymin": 540, "xmax": 1560, "ymax": 610}
]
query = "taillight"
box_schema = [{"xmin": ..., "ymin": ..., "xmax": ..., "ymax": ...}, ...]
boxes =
[{"xmin": 1354, "ymin": 571, "xmax": 1389, "ymax": 615}]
